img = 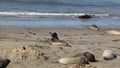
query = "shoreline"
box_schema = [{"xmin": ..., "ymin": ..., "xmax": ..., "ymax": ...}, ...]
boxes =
[{"xmin": 0, "ymin": 25, "xmax": 120, "ymax": 29}]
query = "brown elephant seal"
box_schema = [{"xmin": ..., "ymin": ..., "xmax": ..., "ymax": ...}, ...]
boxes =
[
  {"xmin": 89, "ymin": 24, "xmax": 100, "ymax": 31},
  {"xmin": 83, "ymin": 52, "xmax": 96, "ymax": 62},
  {"xmin": 49, "ymin": 32, "xmax": 59, "ymax": 42},
  {"xmin": 74, "ymin": 52, "xmax": 96, "ymax": 62},
  {"xmin": 48, "ymin": 32, "xmax": 71, "ymax": 47}
]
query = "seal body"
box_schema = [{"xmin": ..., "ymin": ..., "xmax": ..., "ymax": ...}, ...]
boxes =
[
  {"xmin": 78, "ymin": 15, "xmax": 92, "ymax": 19},
  {"xmin": 83, "ymin": 52, "xmax": 96, "ymax": 62},
  {"xmin": 48, "ymin": 32, "xmax": 71, "ymax": 47},
  {"xmin": 0, "ymin": 59, "xmax": 11, "ymax": 68},
  {"xmin": 49, "ymin": 32, "xmax": 59, "ymax": 41},
  {"xmin": 74, "ymin": 52, "xmax": 96, "ymax": 62},
  {"xmin": 89, "ymin": 24, "xmax": 100, "ymax": 31},
  {"xmin": 58, "ymin": 57, "xmax": 89, "ymax": 65},
  {"xmin": 50, "ymin": 40, "xmax": 71, "ymax": 47},
  {"xmin": 106, "ymin": 30, "xmax": 120, "ymax": 35},
  {"xmin": 102, "ymin": 50, "xmax": 116, "ymax": 60}
]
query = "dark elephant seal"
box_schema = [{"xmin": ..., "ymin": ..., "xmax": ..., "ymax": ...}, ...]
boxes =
[
  {"xmin": 0, "ymin": 59, "xmax": 11, "ymax": 68},
  {"xmin": 74, "ymin": 52, "xmax": 96, "ymax": 62},
  {"xmin": 78, "ymin": 15, "xmax": 92, "ymax": 19},
  {"xmin": 49, "ymin": 32, "xmax": 71, "ymax": 47},
  {"xmin": 49, "ymin": 32, "xmax": 59, "ymax": 42},
  {"xmin": 83, "ymin": 52, "xmax": 96, "ymax": 62}
]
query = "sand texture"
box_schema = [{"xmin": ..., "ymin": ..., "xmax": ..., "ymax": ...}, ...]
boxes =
[{"xmin": 0, "ymin": 27, "xmax": 119, "ymax": 68}]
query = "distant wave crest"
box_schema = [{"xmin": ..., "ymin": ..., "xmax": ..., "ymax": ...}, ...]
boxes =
[{"xmin": 0, "ymin": 11, "xmax": 119, "ymax": 18}]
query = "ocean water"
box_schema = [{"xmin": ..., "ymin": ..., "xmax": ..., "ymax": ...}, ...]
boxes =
[{"xmin": 0, "ymin": 0, "xmax": 120, "ymax": 28}]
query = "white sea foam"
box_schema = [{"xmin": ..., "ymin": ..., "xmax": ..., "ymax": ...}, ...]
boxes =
[
  {"xmin": 91, "ymin": 14, "xmax": 110, "ymax": 17},
  {"xmin": 0, "ymin": 12, "xmax": 84, "ymax": 17},
  {"xmin": 0, "ymin": 11, "xmax": 118, "ymax": 18}
]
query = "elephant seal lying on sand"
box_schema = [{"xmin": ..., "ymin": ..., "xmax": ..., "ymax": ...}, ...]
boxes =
[
  {"xmin": 48, "ymin": 32, "xmax": 71, "ymax": 47},
  {"xmin": 89, "ymin": 24, "xmax": 100, "ymax": 31},
  {"xmin": 58, "ymin": 56, "xmax": 89, "ymax": 65},
  {"xmin": 74, "ymin": 52, "xmax": 97, "ymax": 62},
  {"xmin": 78, "ymin": 15, "xmax": 92, "ymax": 19}
]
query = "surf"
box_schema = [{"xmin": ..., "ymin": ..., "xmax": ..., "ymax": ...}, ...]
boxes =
[{"xmin": 0, "ymin": 11, "xmax": 115, "ymax": 18}]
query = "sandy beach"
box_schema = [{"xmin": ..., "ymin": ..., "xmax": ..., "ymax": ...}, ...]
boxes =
[{"xmin": 0, "ymin": 27, "xmax": 120, "ymax": 68}]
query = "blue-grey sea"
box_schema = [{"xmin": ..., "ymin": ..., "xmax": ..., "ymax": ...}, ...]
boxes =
[{"xmin": 0, "ymin": 0, "xmax": 120, "ymax": 28}]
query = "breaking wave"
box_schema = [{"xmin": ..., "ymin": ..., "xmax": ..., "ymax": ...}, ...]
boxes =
[{"xmin": 0, "ymin": 11, "xmax": 119, "ymax": 18}]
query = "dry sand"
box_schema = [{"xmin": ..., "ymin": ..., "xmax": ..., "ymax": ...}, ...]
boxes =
[{"xmin": 0, "ymin": 27, "xmax": 120, "ymax": 68}]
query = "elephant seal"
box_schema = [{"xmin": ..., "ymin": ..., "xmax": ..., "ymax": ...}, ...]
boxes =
[
  {"xmin": 78, "ymin": 15, "xmax": 92, "ymax": 19},
  {"xmin": 49, "ymin": 32, "xmax": 71, "ymax": 47},
  {"xmin": 49, "ymin": 32, "xmax": 59, "ymax": 42},
  {"xmin": 0, "ymin": 59, "xmax": 11, "ymax": 68},
  {"xmin": 58, "ymin": 56, "xmax": 89, "ymax": 65},
  {"xmin": 89, "ymin": 24, "xmax": 100, "ymax": 31},
  {"xmin": 83, "ymin": 52, "xmax": 96, "ymax": 62},
  {"xmin": 106, "ymin": 30, "xmax": 120, "ymax": 35},
  {"xmin": 74, "ymin": 52, "xmax": 96, "ymax": 62}
]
